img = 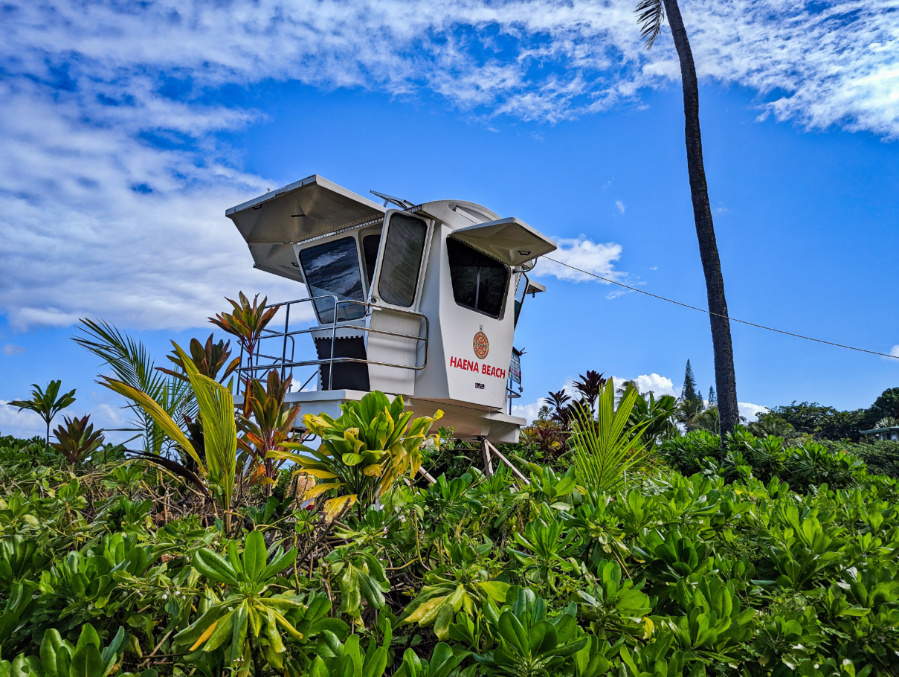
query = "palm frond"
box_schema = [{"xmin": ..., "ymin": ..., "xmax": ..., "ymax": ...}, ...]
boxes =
[
  {"xmin": 571, "ymin": 380, "xmax": 649, "ymax": 493},
  {"xmin": 75, "ymin": 319, "xmax": 196, "ymax": 454},
  {"xmin": 101, "ymin": 376, "xmax": 203, "ymax": 473},
  {"xmin": 75, "ymin": 319, "xmax": 163, "ymax": 392},
  {"xmin": 174, "ymin": 343, "xmax": 237, "ymax": 517},
  {"xmin": 636, "ymin": 0, "xmax": 665, "ymax": 48}
]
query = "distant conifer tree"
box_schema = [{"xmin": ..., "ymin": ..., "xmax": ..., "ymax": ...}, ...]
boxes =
[
  {"xmin": 708, "ymin": 385, "xmax": 717, "ymax": 407},
  {"xmin": 681, "ymin": 360, "xmax": 701, "ymax": 405}
]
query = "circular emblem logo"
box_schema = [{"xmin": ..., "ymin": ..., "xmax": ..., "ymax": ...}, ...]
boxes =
[{"xmin": 473, "ymin": 331, "xmax": 489, "ymax": 360}]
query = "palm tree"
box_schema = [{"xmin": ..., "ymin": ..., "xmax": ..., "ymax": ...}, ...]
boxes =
[
  {"xmin": 637, "ymin": 0, "xmax": 739, "ymax": 438},
  {"xmin": 9, "ymin": 380, "xmax": 76, "ymax": 443},
  {"xmin": 75, "ymin": 319, "xmax": 194, "ymax": 457}
]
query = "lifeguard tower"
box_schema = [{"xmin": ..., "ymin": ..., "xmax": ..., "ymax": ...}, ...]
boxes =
[{"xmin": 226, "ymin": 175, "xmax": 556, "ymax": 443}]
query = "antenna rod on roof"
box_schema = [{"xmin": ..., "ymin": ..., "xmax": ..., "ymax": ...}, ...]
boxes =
[{"xmin": 371, "ymin": 190, "xmax": 415, "ymax": 209}]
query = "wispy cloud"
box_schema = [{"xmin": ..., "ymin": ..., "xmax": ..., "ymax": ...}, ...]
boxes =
[
  {"xmin": 3, "ymin": 345, "xmax": 26, "ymax": 356},
  {"xmin": 1, "ymin": 0, "xmax": 896, "ymax": 330},
  {"xmin": 615, "ymin": 200, "xmax": 626, "ymax": 214},
  {"xmin": 4, "ymin": 0, "xmax": 893, "ymax": 132}
]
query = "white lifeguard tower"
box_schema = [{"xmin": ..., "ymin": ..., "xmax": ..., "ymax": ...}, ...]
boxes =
[{"xmin": 226, "ymin": 175, "xmax": 556, "ymax": 443}]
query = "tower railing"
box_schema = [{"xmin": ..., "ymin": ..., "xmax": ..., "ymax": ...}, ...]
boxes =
[{"xmin": 234, "ymin": 296, "xmax": 429, "ymax": 394}]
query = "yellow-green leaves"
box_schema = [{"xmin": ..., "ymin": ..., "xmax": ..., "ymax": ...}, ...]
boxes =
[
  {"xmin": 102, "ymin": 341, "xmax": 237, "ymax": 529},
  {"xmin": 281, "ymin": 391, "xmax": 442, "ymax": 520},
  {"xmin": 323, "ymin": 495, "xmax": 358, "ymax": 522},
  {"xmin": 402, "ymin": 578, "xmax": 509, "ymax": 640},
  {"xmin": 176, "ymin": 531, "xmax": 302, "ymax": 672},
  {"xmin": 324, "ymin": 548, "xmax": 389, "ymax": 627}
]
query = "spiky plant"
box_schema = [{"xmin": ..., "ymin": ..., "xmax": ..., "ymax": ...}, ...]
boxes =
[
  {"xmin": 210, "ymin": 292, "xmax": 279, "ymax": 415},
  {"xmin": 158, "ymin": 334, "xmax": 240, "ymax": 384},
  {"xmin": 238, "ymin": 369, "xmax": 302, "ymax": 487},
  {"xmin": 52, "ymin": 415, "xmax": 104, "ymax": 466},
  {"xmin": 573, "ymin": 370, "xmax": 607, "ymax": 415}
]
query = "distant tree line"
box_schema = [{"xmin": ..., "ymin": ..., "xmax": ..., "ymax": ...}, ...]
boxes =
[
  {"xmin": 675, "ymin": 360, "xmax": 899, "ymax": 443},
  {"xmin": 756, "ymin": 387, "xmax": 899, "ymax": 442}
]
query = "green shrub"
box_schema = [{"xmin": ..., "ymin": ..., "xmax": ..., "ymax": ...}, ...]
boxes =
[
  {"xmin": 821, "ymin": 439, "xmax": 899, "ymax": 478},
  {"xmin": 5, "ymin": 388, "xmax": 899, "ymax": 676},
  {"xmin": 661, "ymin": 428, "xmax": 869, "ymax": 491}
]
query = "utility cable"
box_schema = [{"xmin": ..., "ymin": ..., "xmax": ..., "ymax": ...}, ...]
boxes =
[{"xmin": 542, "ymin": 256, "xmax": 899, "ymax": 360}]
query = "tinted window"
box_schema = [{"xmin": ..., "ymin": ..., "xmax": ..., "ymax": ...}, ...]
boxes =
[
  {"xmin": 362, "ymin": 234, "xmax": 381, "ymax": 287},
  {"xmin": 447, "ymin": 238, "xmax": 509, "ymax": 319},
  {"xmin": 513, "ymin": 274, "xmax": 528, "ymax": 327},
  {"xmin": 378, "ymin": 214, "xmax": 427, "ymax": 307},
  {"xmin": 298, "ymin": 237, "xmax": 365, "ymax": 323}
]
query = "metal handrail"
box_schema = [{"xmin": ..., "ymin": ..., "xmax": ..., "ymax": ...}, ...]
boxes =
[{"xmin": 235, "ymin": 295, "xmax": 429, "ymax": 393}]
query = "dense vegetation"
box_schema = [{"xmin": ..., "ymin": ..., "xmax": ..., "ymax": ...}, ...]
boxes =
[
  {"xmin": 4, "ymin": 299, "xmax": 899, "ymax": 676},
  {"xmin": 4, "ymin": 409, "xmax": 899, "ymax": 674}
]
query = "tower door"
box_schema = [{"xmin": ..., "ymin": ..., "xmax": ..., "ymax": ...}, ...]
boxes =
[{"xmin": 367, "ymin": 210, "xmax": 432, "ymax": 395}]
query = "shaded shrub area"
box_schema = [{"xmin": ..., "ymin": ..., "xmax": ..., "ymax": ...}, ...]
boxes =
[
  {"xmin": 821, "ymin": 439, "xmax": 899, "ymax": 479},
  {"xmin": 660, "ymin": 428, "xmax": 868, "ymax": 492}
]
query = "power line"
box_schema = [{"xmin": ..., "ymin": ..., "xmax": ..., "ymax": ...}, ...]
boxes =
[{"xmin": 543, "ymin": 256, "xmax": 899, "ymax": 360}]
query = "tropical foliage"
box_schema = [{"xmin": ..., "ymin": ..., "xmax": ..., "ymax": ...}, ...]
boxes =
[
  {"xmin": 3, "ymin": 416, "xmax": 899, "ymax": 675},
  {"xmin": 9, "ymin": 379, "xmax": 76, "ymax": 443},
  {"xmin": 5, "ymin": 293, "xmax": 899, "ymax": 675}
]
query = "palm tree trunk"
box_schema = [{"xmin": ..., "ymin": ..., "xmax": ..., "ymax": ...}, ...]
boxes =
[{"xmin": 661, "ymin": 0, "xmax": 739, "ymax": 438}]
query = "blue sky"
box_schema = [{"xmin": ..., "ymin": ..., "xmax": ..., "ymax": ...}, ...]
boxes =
[{"xmin": 2, "ymin": 0, "xmax": 898, "ymax": 438}]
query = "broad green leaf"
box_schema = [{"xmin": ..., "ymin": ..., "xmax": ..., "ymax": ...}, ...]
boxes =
[{"xmin": 242, "ymin": 531, "xmax": 266, "ymax": 583}]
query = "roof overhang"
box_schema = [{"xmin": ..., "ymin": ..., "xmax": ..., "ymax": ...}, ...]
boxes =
[
  {"xmin": 226, "ymin": 175, "xmax": 385, "ymax": 283},
  {"xmin": 449, "ymin": 217, "xmax": 557, "ymax": 267}
]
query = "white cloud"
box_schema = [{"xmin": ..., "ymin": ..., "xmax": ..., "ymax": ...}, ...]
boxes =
[
  {"xmin": 0, "ymin": 402, "xmax": 45, "ymax": 439},
  {"xmin": 0, "ymin": 81, "xmax": 300, "ymax": 331},
  {"xmin": 3, "ymin": 345, "xmax": 26, "ymax": 356},
  {"xmin": 512, "ymin": 399, "xmax": 544, "ymax": 424},
  {"xmin": 615, "ymin": 200, "xmax": 626, "ymax": 214},
  {"xmin": 2, "ymin": 0, "xmax": 894, "ymax": 134},
  {"xmin": 889, "ymin": 345, "xmax": 899, "ymax": 359},
  {"xmin": 1, "ymin": 0, "xmax": 897, "ymax": 332},
  {"xmin": 739, "ymin": 401, "xmax": 769, "ymax": 423},
  {"xmin": 633, "ymin": 373, "xmax": 676, "ymax": 398},
  {"xmin": 535, "ymin": 237, "xmax": 625, "ymax": 284}
]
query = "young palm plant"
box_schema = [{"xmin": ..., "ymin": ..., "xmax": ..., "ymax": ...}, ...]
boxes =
[
  {"xmin": 570, "ymin": 380, "xmax": 649, "ymax": 494},
  {"xmin": 102, "ymin": 342, "xmax": 238, "ymax": 533},
  {"xmin": 9, "ymin": 380, "xmax": 76, "ymax": 443},
  {"xmin": 75, "ymin": 319, "xmax": 194, "ymax": 456}
]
